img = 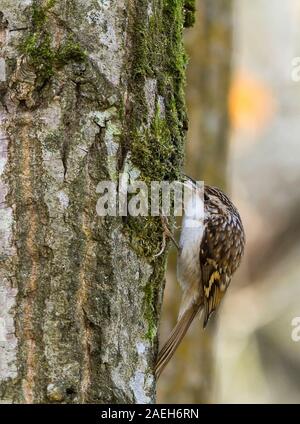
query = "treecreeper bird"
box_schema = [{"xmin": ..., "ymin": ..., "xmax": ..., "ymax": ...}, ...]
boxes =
[{"xmin": 155, "ymin": 177, "xmax": 245, "ymax": 379}]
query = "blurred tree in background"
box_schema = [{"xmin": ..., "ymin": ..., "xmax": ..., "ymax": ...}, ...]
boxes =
[
  {"xmin": 159, "ymin": 0, "xmax": 300, "ymax": 404},
  {"xmin": 158, "ymin": 0, "xmax": 233, "ymax": 403}
]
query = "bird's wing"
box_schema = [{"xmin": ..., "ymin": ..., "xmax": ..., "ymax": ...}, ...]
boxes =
[{"xmin": 200, "ymin": 219, "xmax": 230, "ymax": 328}]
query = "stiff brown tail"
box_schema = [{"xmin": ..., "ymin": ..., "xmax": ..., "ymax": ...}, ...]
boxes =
[{"xmin": 155, "ymin": 304, "xmax": 201, "ymax": 379}]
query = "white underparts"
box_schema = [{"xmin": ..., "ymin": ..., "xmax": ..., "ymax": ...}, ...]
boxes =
[{"xmin": 177, "ymin": 189, "xmax": 205, "ymax": 318}]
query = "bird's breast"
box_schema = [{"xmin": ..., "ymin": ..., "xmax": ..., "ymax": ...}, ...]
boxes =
[{"xmin": 177, "ymin": 194, "xmax": 205, "ymax": 292}]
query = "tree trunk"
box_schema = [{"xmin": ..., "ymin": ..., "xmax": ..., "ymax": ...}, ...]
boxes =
[{"xmin": 0, "ymin": 0, "xmax": 188, "ymax": 404}]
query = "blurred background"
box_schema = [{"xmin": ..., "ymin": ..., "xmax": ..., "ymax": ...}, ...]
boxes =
[{"xmin": 157, "ymin": 0, "xmax": 300, "ymax": 403}]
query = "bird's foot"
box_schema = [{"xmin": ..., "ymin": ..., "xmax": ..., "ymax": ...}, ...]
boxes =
[{"xmin": 154, "ymin": 215, "xmax": 179, "ymax": 257}]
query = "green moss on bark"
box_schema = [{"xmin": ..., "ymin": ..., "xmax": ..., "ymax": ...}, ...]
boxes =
[
  {"xmin": 20, "ymin": 1, "xmax": 86, "ymax": 82},
  {"xmin": 123, "ymin": 1, "xmax": 188, "ymax": 340},
  {"xmin": 125, "ymin": 1, "xmax": 186, "ymax": 246},
  {"xmin": 143, "ymin": 282, "xmax": 156, "ymax": 341},
  {"xmin": 21, "ymin": 32, "xmax": 55, "ymax": 79},
  {"xmin": 56, "ymin": 39, "xmax": 87, "ymax": 66},
  {"xmin": 131, "ymin": 108, "xmax": 176, "ymax": 182},
  {"xmin": 184, "ymin": 0, "xmax": 196, "ymax": 27}
]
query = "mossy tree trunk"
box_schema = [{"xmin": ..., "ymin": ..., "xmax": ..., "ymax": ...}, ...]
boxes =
[{"xmin": 0, "ymin": 0, "xmax": 189, "ymax": 403}]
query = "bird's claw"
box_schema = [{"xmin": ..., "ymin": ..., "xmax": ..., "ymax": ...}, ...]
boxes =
[{"xmin": 154, "ymin": 215, "xmax": 179, "ymax": 257}]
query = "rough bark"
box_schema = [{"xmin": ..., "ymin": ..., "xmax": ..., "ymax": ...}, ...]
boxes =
[{"xmin": 0, "ymin": 0, "xmax": 188, "ymax": 403}]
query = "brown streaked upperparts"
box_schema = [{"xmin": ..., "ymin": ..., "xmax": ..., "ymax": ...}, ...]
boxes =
[{"xmin": 201, "ymin": 185, "xmax": 245, "ymax": 327}]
